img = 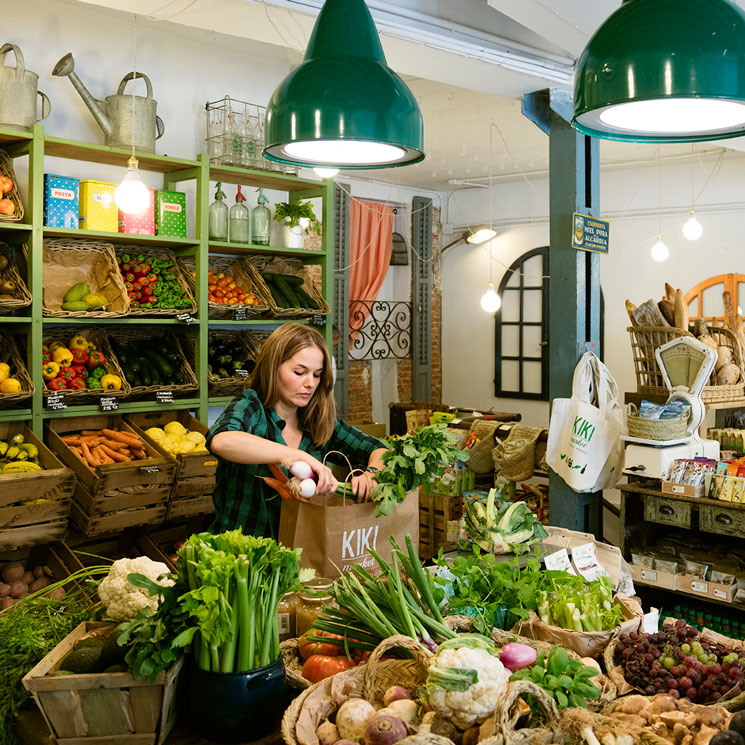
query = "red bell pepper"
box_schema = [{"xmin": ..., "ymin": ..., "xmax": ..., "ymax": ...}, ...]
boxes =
[
  {"xmin": 124, "ymin": 282, "xmax": 133, "ymax": 292},
  {"xmin": 71, "ymin": 349, "xmax": 89, "ymax": 365},
  {"xmin": 70, "ymin": 364, "xmax": 88, "ymax": 379},
  {"xmin": 67, "ymin": 377, "xmax": 87, "ymax": 390},
  {"xmin": 59, "ymin": 368, "xmax": 75, "ymax": 382},
  {"xmin": 138, "ymin": 276, "xmax": 150, "ymax": 287},
  {"xmin": 41, "ymin": 352, "xmax": 51, "ymax": 363},
  {"xmin": 47, "ymin": 378, "xmax": 67, "ymax": 391},
  {"xmin": 130, "ymin": 300, "xmax": 141, "ymax": 308},
  {"xmin": 87, "ymin": 351, "xmax": 105, "ymax": 369},
  {"xmin": 124, "ymin": 272, "xmax": 135, "ymax": 283},
  {"xmin": 136, "ymin": 262, "xmax": 151, "ymax": 276}
]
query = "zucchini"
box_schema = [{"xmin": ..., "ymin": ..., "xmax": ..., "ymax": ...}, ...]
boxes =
[
  {"xmin": 274, "ymin": 275, "xmax": 301, "ymax": 309},
  {"xmin": 138, "ymin": 359, "xmax": 153, "ymax": 386},
  {"xmin": 265, "ymin": 278, "xmax": 289, "ymax": 308},
  {"xmin": 294, "ymin": 287, "xmax": 318, "ymax": 309},
  {"xmin": 150, "ymin": 366, "xmax": 163, "ymax": 386},
  {"xmin": 145, "ymin": 350, "xmax": 174, "ymax": 379},
  {"xmin": 264, "ymin": 271, "xmax": 304, "ymax": 288}
]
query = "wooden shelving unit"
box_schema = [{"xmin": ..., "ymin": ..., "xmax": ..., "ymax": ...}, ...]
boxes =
[{"xmin": 0, "ymin": 126, "xmax": 334, "ymax": 432}]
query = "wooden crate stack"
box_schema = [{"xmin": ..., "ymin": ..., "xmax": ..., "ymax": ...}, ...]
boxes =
[{"xmin": 418, "ymin": 491, "xmax": 464, "ymax": 560}]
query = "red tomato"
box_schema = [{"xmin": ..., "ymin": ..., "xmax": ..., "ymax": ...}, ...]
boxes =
[
  {"xmin": 301, "ymin": 654, "xmax": 355, "ymax": 683},
  {"xmin": 298, "ymin": 632, "xmax": 345, "ymax": 660}
]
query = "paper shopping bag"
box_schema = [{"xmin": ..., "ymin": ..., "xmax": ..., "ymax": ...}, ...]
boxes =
[{"xmin": 278, "ymin": 491, "xmax": 419, "ymax": 578}]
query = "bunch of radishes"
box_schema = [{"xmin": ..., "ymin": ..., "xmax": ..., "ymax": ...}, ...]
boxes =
[{"xmin": 288, "ymin": 460, "xmax": 320, "ymax": 499}]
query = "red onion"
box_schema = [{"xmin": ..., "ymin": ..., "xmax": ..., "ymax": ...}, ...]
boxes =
[{"xmin": 499, "ymin": 642, "xmax": 537, "ymax": 671}]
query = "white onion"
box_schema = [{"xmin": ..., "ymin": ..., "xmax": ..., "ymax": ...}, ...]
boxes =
[
  {"xmin": 298, "ymin": 478, "xmax": 317, "ymax": 498},
  {"xmin": 290, "ymin": 461, "xmax": 314, "ymax": 480}
]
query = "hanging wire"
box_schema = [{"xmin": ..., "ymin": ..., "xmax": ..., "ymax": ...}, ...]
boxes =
[
  {"xmin": 131, "ymin": 14, "xmax": 137, "ymax": 160},
  {"xmin": 658, "ymin": 148, "xmax": 662, "ymax": 237},
  {"xmin": 144, "ymin": 0, "xmax": 199, "ymax": 21}
]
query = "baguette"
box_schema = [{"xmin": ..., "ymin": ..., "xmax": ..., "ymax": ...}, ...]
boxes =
[
  {"xmin": 674, "ymin": 289, "xmax": 689, "ymax": 331},
  {"xmin": 723, "ymin": 290, "xmax": 738, "ymax": 332},
  {"xmin": 658, "ymin": 300, "xmax": 676, "ymax": 326},
  {"xmin": 625, "ymin": 300, "xmax": 638, "ymax": 326},
  {"xmin": 665, "ymin": 283, "xmax": 676, "ymax": 304}
]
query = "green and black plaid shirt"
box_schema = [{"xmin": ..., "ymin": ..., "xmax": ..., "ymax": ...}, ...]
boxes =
[{"xmin": 207, "ymin": 389, "xmax": 387, "ymax": 538}]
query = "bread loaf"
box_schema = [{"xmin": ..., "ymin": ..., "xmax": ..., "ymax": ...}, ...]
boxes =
[
  {"xmin": 625, "ymin": 300, "xmax": 638, "ymax": 326},
  {"xmin": 674, "ymin": 289, "xmax": 689, "ymax": 332},
  {"xmin": 717, "ymin": 346, "xmax": 733, "ymax": 371},
  {"xmin": 716, "ymin": 363, "xmax": 740, "ymax": 386},
  {"xmin": 658, "ymin": 300, "xmax": 676, "ymax": 326}
]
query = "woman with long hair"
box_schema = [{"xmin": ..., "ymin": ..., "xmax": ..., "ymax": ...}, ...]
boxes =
[{"xmin": 207, "ymin": 323, "xmax": 387, "ymax": 537}]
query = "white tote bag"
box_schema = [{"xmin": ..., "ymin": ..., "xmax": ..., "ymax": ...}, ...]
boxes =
[{"xmin": 545, "ymin": 352, "xmax": 625, "ymax": 492}]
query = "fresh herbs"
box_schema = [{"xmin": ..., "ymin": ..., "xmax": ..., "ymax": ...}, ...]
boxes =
[
  {"xmin": 371, "ymin": 423, "xmax": 469, "ymax": 517},
  {"xmin": 273, "ymin": 200, "xmax": 322, "ymax": 234},
  {"xmin": 509, "ymin": 646, "xmax": 601, "ymax": 709}
]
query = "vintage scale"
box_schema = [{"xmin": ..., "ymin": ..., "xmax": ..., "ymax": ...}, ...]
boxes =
[{"xmin": 623, "ymin": 336, "xmax": 720, "ymax": 480}]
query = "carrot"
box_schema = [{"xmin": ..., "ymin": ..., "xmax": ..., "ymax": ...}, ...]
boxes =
[
  {"xmin": 61, "ymin": 435, "xmax": 82, "ymax": 445},
  {"xmin": 81, "ymin": 430, "xmax": 104, "ymax": 436},
  {"xmin": 129, "ymin": 449, "xmax": 147, "ymax": 460},
  {"xmin": 80, "ymin": 436, "xmax": 103, "ymax": 446},
  {"xmin": 102, "ymin": 428, "xmax": 141, "ymax": 445},
  {"xmin": 101, "ymin": 439, "xmax": 128, "ymax": 451},
  {"xmin": 93, "ymin": 446, "xmax": 114, "ymax": 465},
  {"xmin": 99, "ymin": 444, "xmax": 131, "ymax": 462},
  {"xmin": 80, "ymin": 442, "xmax": 99, "ymax": 468}
]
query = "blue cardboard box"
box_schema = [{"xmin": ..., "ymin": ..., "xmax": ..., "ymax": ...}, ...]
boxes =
[{"xmin": 44, "ymin": 174, "xmax": 79, "ymax": 229}]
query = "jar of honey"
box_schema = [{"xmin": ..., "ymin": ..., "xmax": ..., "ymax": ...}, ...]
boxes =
[
  {"xmin": 295, "ymin": 577, "xmax": 334, "ymax": 637},
  {"xmin": 278, "ymin": 592, "xmax": 297, "ymax": 642}
]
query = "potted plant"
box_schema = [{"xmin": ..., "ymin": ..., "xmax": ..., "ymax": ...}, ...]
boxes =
[{"xmin": 273, "ymin": 200, "xmax": 321, "ymax": 248}]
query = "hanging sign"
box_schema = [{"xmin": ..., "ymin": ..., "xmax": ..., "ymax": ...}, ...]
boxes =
[{"xmin": 572, "ymin": 213, "xmax": 609, "ymax": 254}]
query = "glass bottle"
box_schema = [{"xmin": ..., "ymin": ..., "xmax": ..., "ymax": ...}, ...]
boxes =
[
  {"xmin": 278, "ymin": 591, "xmax": 298, "ymax": 642},
  {"xmin": 251, "ymin": 187, "xmax": 271, "ymax": 245},
  {"xmin": 208, "ymin": 182, "xmax": 228, "ymax": 241},
  {"xmin": 229, "ymin": 185, "xmax": 250, "ymax": 244},
  {"xmin": 295, "ymin": 577, "xmax": 334, "ymax": 636}
]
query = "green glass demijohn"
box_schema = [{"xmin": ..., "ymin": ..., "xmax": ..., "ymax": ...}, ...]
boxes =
[
  {"xmin": 573, "ymin": 0, "xmax": 745, "ymax": 142},
  {"xmin": 263, "ymin": 0, "xmax": 424, "ymax": 169}
]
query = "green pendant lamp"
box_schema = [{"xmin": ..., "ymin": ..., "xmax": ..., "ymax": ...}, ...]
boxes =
[
  {"xmin": 263, "ymin": 0, "xmax": 424, "ymax": 169},
  {"xmin": 573, "ymin": 0, "xmax": 745, "ymax": 142}
]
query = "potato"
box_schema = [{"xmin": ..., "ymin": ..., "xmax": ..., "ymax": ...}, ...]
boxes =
[
  {"xmin": 29, "ymin": 576, "xmax": 51, "ymax": 593},
  {"xmin": 0, "ymin": 597, "xmax": 12, "ymax": 610},
  {"xmin": 316, "ymin": 721, "xmax": 339, "ymax": 745},
  {"xmin": 716, "ymin": 346, "xmax": 733, "ymax": 371},
  {"xmin": 46, "ymin": 586, "xmax": 65, "ymax": 600},
  {"xmin": 1, "ymin": 562, "xmax": 24, "ymax": 584},
  {"xmin": 10, "ymin": 581, "xmax": 28, "ymax": 599},
  {"xmin": 21, "ymin": 571, "xmax": 34, "ymax": 586},
  {"xmin": 33, "ymin": 566, "xmax": 45, "ymax": 578},
  {"xmin": 0, "ymin": 583, "xmax": 10, "ymax": 597},
  {"xmin": 717, "ymin": 363, "xmax": 740, "ymax": 386}
]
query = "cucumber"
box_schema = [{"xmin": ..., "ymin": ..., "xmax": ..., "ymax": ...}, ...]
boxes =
[
  {"xmin": 265, "ymin": 278, "xmax": 289, "ymax": 308},
  {"xmin": 274, "ymin": 275, "xmax": 301, "ymax": 309},
  {"xmin": 150, "ymin": 366, "xmax": 162, "ymax": 386},
  {"xmin": 294, "ymin": 287, "xmax": 318, "ymax": 309},
  {"xmin": 264, "ymin": 272, "xmax": 304, "ymax": 288},
  {"xmin": 145, "ymin": 350, "xmax": 174, "ymax": 379},
  {"xmin": 138, "ymin": 359, "xmax": 153, "ymax": 386}
]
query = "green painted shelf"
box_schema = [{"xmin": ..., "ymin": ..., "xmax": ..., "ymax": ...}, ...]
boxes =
[
  {"xmin": 0, "ymin": 408, "xmax": 31, "ymax": 421},
  {"xmin": 0, "ymin": 129, "xmax": 32, "ymax": 144},
  {"xmin": 41, "ymin": 398, "xmax": 201, "ymax": 419},
  {"xmin": 209, "ymin": 163, "xmax": 322, "ymax": 192},
  {"xmin": 0, "ymin": 222, "xmax": 32, "ymax": 233},
  {"xmin": 209, "ymin": 241, "xmax": 326, "ymax": 258},
  {"xmin": 43, "ymin": 227, "xmax": 198, "ymax": 248},
  {"xmin": 208, "ymin": 396, "xmax": 235, "ymax": 408},
  {"xmin": 208, "ymin": 318, "xmax": 312, "ymax": 327},
  {"xmin": 0, "ymin": 316, "xmax": 32, "ymax": 323},
  {"xmin": 43, "ymin": 317, "xmax": 199, "ymax": 326}
]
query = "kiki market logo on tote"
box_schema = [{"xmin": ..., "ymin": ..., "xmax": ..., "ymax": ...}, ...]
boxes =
[
  {"xmin": 341, "ymin": 525, "xmax": 379, "ymax": 570},
  {"xmin": 559, "ymin": 415, "xmax": 596, "ymax": 474}
]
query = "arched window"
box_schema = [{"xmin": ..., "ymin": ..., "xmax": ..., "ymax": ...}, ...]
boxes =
[
  {"xmin": 494, "ymin": 247, "xmax": 549, "ymax": 400},
  {"xmin": 685, "ymin": 274, "xmax": 745, "ymax": 321}
]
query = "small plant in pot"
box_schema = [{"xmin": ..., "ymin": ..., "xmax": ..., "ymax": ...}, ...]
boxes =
[{"xmin": 274, "ymin": 200, "xmax": 321, "ymax": 248}]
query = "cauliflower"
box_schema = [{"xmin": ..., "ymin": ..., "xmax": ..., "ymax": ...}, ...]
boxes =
[
  {"xmin": 425, "ymin": 635, "xmax": 509, "ymax": 730},
  {"xmin": 98, "ymin": 556, "xmax": 174, "ymax": 621}
]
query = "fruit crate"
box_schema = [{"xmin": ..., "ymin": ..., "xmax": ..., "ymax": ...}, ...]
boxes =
[
  {"xmin": 23, "ymin": 621, "xmax": 184, "ymax": 745},
  {"xmin": 66, "ymin": 528, "xmax": 174, "ymax": 567},
  {"xmin": 144, "ymin": 517, "xmax": 212, "ymax": 571},
  {"xmin": 0, "ymin": 241, "xmax": 32, "ymax": 314},
  {"xmin": 418, "ymin": 492, "xmax": 463, "ymax": 561},
  {"xmin": 0, "ymin": 423, "xmax": 75, "ymax": 551},
  {"xmin": 47, "ymin": 414, "xmax": 175, "ymax": 498}
]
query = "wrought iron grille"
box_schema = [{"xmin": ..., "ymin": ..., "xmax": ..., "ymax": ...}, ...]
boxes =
[{"xmin": 348, "ymin": 300, "xmax": 412, "ymax": 360}]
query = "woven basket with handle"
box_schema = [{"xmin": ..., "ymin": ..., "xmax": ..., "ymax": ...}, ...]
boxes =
[
  {"xmin": 0, "ymin": 331, "xmax": 34, "ymax": 403},
  {"xmin": 626, "ymin": 403, "xmax": 690, "ymax": 441},
  {"xmin": 0, "ymin": 149, "xmax": 24, "ymax": 222},
  {"xmin": 208, "ymin": 329, "xmax": 257, "ymax": 398},
  {"xmin": 0, "ymin": 242, "xmax": 31, "ymax": 314}
]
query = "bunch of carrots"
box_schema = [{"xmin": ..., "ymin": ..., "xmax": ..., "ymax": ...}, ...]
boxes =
[{"xmin": 60, "ymin": 428, "xmax": 148, "ymax": 468}]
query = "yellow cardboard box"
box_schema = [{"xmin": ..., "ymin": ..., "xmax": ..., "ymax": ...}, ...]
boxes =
[{"xmin": 79, "ymin": 180, "xmax": 117, "ymax": 232}]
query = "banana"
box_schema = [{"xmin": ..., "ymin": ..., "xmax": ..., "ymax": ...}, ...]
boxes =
[
  {"xmin": 15, "ymin": 450, "xmax": 28, "ymax": 461},
  {"xmin": 19, "ymin": 443, "xmax": 38, "ymax": 459},
  {"xmin": 0, "ymin": 441, "xmax": 8, "ymax": 457},
  {"xmin": 2, "ymin": 461, "xmax": 42, "ymax": 472},
  {"xmin": 5, "ymin": 446, "xmax": 19, "ymax": 460},
  {"xmin": 10, "ymin": 434, "xmax": 24, "ymax": 447}
]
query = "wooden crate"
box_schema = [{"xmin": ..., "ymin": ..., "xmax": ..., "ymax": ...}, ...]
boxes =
[
  {"xmin": 145, "ymin": 518, "xmax": 211, "ymax": 571},
  {"xmin": 166, "ymin": 492, "xmax": 214, "ymax": 521},
  {"xmin": 0, "ymin": 423, "xmax": 76, "ymax": 551},
  {"xmin": 66, "ymin": 528, "xmax": 174, "ymax": 568},
  {"xmin": 0, "ymin": 542, "xmax": 85, "ymax": 598},
  {"xmin": 23, "ymin": 621, "xmax": 183, "ymax": 745},
  {"xmin": 70, "ymin": 480, "xmax": 169, "ymax": 537},
  {"xmin": 126, "ymin": 411, "xmax": 217, "ymax": 480},
  {"xmin": 418, "ymin": 492, "xmax": 463, "ymax": 560},
  {"xmin": 47, "ymin": 415, "xmax": 175, "ymax": 497}
]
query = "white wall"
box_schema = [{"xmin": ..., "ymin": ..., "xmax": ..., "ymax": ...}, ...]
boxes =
[{"xmin": 441, "ymin": 149, "xmax": 745, "ymax": 428}]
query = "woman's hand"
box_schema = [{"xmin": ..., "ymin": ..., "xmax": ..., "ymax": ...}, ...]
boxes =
[
  {"xmin": 350, "ymin": 470, "xmax": 377, "ymax": 503},
  {"xmin": 290, "ymin": 452, "xmax": 338, "ymax": 496}
]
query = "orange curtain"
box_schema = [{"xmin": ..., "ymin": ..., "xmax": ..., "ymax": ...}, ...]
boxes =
[{"xmin": 348, "ymin": 200, "xmax": 393, "ymax": 346}]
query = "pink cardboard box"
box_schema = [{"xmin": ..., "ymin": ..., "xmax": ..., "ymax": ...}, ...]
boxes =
[{"xmin": 118, "ymin": 187, "xmax": 155, "ymax": 235}]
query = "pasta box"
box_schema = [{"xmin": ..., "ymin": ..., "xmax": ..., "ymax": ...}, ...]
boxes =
[
  {"xmin": 79, "ymin": 180, "xmax": 118, "ymax": 232},
  {"xmin": 119, "ymin": 186, "xmax": 155, "ymax": 235},
  {"xmin": 155, "ymin": 190, "xmax": 186, "ymax": 238},
  {"xmin": 43, "ymin": 174, "xmax": 79, "ymax": 229}
]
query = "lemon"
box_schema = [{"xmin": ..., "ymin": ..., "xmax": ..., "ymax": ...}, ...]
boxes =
[
  {"xmin": 164, "ymin": 421, "xmax": 187, "ymax": 436},
  {"xmin": 145, "ymin": 427, "xmax": 166, "ymax": 442}
]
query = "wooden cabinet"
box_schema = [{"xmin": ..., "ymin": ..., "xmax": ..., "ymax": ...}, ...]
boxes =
[
  {"xmin": 699, "ymin": 503, "xmax": 745, "ymax": 538},
  {"xmin": 644, "ymin": 495, "xmax": 692, "ymax": 529}
]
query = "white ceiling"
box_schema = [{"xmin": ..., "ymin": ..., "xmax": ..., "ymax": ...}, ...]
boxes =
[{"xmin": 74, "ymin": 0, "xmax": 745, "ymax": 191}]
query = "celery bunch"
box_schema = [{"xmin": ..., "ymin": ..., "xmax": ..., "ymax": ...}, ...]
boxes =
[{"xmin": 537, "ymin": 575, "xmax": 621, "ymax": 632}]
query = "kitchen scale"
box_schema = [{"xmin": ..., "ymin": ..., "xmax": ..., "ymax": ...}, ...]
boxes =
[{"xmin": 623, "ymin": 336, "xmax": 720, "ymax": 480}]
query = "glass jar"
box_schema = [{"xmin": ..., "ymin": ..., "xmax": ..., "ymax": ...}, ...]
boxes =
[
  {"xmin": 251, "ymin": 187, "xmax": 271, "ymax": 245},
  {"xmin": 208, "ymin": 182, "xmax": 228, "ymax": 241},
  {"xmin": 278, "ymin": 591, "xmax": 297, "ymax": 642},
  {"xmin": 295, "ymin": 577, "xmax": 334, "ymax": 637},
  {"xmin": 229, "ymin": 185, "xmax": 250, "ymax": 244}
]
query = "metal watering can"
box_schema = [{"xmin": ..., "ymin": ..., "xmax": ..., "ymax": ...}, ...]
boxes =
[
  {"xmin": 0, "ymin": 43, "xmax": 51, "ymax": 130},
  {"xmin": 52, "ymin": 53, "xmax": 164, "ymax": 153}
]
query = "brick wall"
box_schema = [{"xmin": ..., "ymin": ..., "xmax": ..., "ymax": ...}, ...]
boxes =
[
  {"xmin": 347, "ymin": 360, "xmax": 373, "ymax": 421},
  {"xmin": 397, "ymin": 358, "xmax": 413, "ymax": 401}
]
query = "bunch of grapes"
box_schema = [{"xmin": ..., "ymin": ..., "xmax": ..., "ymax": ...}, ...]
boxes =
[{"xmin": 614, "ymin": 619, "xmax": 745, "ymax": 704}]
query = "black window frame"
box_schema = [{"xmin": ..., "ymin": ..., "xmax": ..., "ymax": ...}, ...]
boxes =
[{"xmin": 494, "ymin": 246, "xmax": 549, "ymax": 401}]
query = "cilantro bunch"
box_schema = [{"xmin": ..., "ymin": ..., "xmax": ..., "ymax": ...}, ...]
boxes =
[{"xmin": 371, "ymin": 423, "xmax": 469, "ymax": 516}]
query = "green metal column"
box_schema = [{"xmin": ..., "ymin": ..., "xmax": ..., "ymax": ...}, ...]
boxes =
[
  {"xmin": 411, "ymin": 196, "xmax": 433, "ymax": 400},
  {"xmin": 194, "ymin": 155, "xmax": 210, "ymax": 423},
  {"xmin": 522, "ymin": 89, "xmax": 602, "ymax": 534}
]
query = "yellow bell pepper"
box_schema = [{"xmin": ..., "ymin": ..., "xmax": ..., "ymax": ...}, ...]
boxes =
[
  {"xmin": 48, "ymin": 340, "xmax": 65, "ymax": 353},
  {"xmin": 42, "ymin": 361, "xmax": 60, "ymax": 380},
  {"xmin": 52, "ymin": 347, "xmax": 74, "ymax": 367},
  {"xmin": 69, "ymin": 334, "xmax": 90, "ymax": 351},
  {"xmin": 100, "ymin": 374, "xmax": 122, "ymax": 391}
]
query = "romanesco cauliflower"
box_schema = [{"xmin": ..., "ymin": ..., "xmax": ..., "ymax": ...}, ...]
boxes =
[
  {"xmin": 98, "ymin": 556, "xmax": 174, "ymax": 621},
  {"xmin": 426, "ymin": 635, "xmax": 509, "ymax": 730}
]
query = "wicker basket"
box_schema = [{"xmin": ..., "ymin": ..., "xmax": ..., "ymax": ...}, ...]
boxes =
[
  {"xmin": 492, "ymin": 425, "xmax": 542, "ymax": 481},
  {"xmin": 42, "ymin": 327, "xmax": 130, "ymax": 401},
  {"xmin": 465, "ymin": 419, "xmax": 503, "ymax": 473},
  {"xmin": 560, "ymin": 707, "xmax": 671, "ymax": 745},
  {"xmin": 0, "ymin": 242, "xmax": 31, "ymax": 314},
  {"xmin": 0, "ymin": 331, "xmax": 34, "ymax": 404},
  {"xmin": 107, "ymin": 327, "xmax": 198, "ymax": 400},
  {"xmin": 114, "ymin": 245, "xmax": 196, "ymax": 317},
  {"xmin": 628, "ymin": 324, "xmax": 745, "ymax": 404},
  {"xmin": 626, "ymin": 403, "xmax": 691, "ymax": 440},
  {"xmin": 0, "ymin": 149, "xmax": 24, "ymax": 222},
  {"xmin": 179, "ymin": 255, "xmax": 269, "ymax": 319},
  {"xmin": 39, "ymin": 239, "xmax": 130, "ymax": 318},
  {"xmin": 208, "ymin": 329, "xmax": 257, "ymax": 397},
  {"xmin": 247, "ymin": 255, "xmax": 330, "ymax": 319}
]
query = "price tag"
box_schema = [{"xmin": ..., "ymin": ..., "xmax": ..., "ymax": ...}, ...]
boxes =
[
  {"xmin": 139, "ymin": 464, "xmax": 162, "ymax": 474},
  {"xmin": 641, "ymin": 569, "xmax": 658, "ymax": 582},
  {"xmin": 176, "ymin": 312, "xmax": 196, "ymax": 324},
  {"xmin": 691, "ymin": 580, "xmax": 709, "ymax": 594},
  {"xmin": 234, "ymin": 308, "xmax": 250, "ymax": 321},
  {"xmin": 156, "ymin": 391, "xmax": 175, "ymax": 404},
  {"xmin": 234, "ymin": 369, "xmax": 250, "ymax": 378},
  {"xmin": 713, "ymin": 588, "xmax": 728, "ymax": 599},
  {"xmin": 45, "ymin": 394, "xmax": 67, "ymax": 411},
  {"xmin": 99, "ymin": 396, "xmax": 119, "ymax": 412},
  {"xmin": 311, "ymin": 314, "xmax": 325, "ymax": 327}
]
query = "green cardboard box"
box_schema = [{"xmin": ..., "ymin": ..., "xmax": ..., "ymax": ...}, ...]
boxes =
[{"xmin": 155, "ymin": 190, "xmax": 187, "ymax": 237}]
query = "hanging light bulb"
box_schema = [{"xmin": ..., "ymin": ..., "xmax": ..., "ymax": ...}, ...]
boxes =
[
  {"xmin": 115, "ymin": 156, "xmax": 150, "ymax": 215},
  {"xmin": 480, "ymin": 282, "xmax": 501, "ymax": 312},
  {"xmin": 651, "ymin": 235, "xmax": 670, "ymax": 262},
  {"xmin": 682, "ymin": 209, "xmax": 703, "ymax": 241},
  {"xmin": 313, "ymin": 167, "xmax": 339, "ymax": 178}
]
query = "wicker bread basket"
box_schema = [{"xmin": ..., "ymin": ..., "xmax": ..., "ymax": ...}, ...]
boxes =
[
  {"xmin": 626, "ymin": 403, "xmax": 690, "ymax": 441},
  {"xmin": 0, "ymin": 242, "xmax": 32, "ymax": 314},
  {"xmin": 0, "ymin": 331, "xmax": 34, "ymax": 404},
  {"xmin": 0, "ymin": 149, "xmax": 24, "ymax": 222}
]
